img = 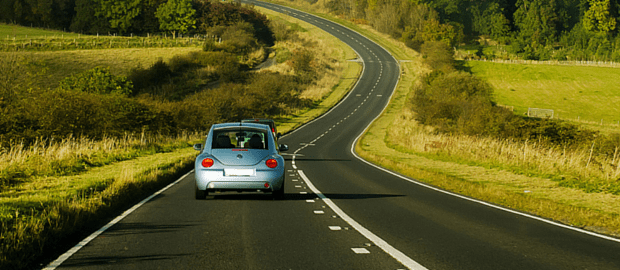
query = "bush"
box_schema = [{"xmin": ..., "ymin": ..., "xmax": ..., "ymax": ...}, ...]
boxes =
[
  {"xmin": 420, "ymin": 41, "xmax": 455, "ymax": 73},
  {"xmin": 270, "ymin": 20, "xmax": 300, "ymax": 42},
  {"xmin": 58, "ymin": 67, "xmax": 133, "ymax": 96},
  {"xmin": 32, "ymin": 90, "xmax": 167, "ymax": 138},
  {"xmin": 128, "ymin": 60, "xmax": 173, "ymax": 95},
  {"xmin": 413, "ymin": 71, "xmax": 494, "ymax": 133},
  {"xmin": 288, "ymin": 49, "xmax": 317, "ymax": 84},
  {"xmin": 195, "ymin": 1, "xmax": 274, "ymax": 46}
]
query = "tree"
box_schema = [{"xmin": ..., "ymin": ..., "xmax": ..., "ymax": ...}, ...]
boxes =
[
  {"xmin": 420, "ymin": 18, "xmax": 460, "ymax": 46},
  {"xmin": 155, "ymin": 0, "xmax": 196, "ymax": 38},
  {"xmin": 471, "ymin": 2, "xmax": 510, "ymax": 42},
  {"xmin": 71, "ymin": 0, "xmax": 110, "ymax": 33},
  {"xmin": 96, "ymin": 0, "xmax": 142, "ymax": 34},
  {"xmin": 583, "ymin": 0, "xmax": 617, "ymax": 34},
  {"xmin": 514, "ymin": 0, "xmax": 562, "ymax": 47},
  {"xmin": 133, "ymin": 0, "xmax": 167, "ymax": 34}
]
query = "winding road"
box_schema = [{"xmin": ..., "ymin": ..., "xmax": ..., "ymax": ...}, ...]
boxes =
[{"xmin": 45, "ymin": 2, "xmax": 620, "ymax": 269}]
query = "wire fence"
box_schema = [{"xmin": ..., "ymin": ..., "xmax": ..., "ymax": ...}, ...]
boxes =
[
  {"xmin": 468, "ymin": 58, "xmax": 620, "ymax": 68},
  {"xmin": 523, "ymin": 107, "xmax": 620, "ymax": 128},
  {"xmin": 0, "ymin": 33, "xmax": 216, "ymax": 52}
]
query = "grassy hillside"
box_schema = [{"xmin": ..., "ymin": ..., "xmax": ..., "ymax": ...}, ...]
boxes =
[
  {"xmin": 465, "ymin": 61, "xmax": 620, "ymax": 129},
  {"xmin": 1, "ymin": 23, "xmax": 82, "ymax": 39},
  {"xmin": 1, "ymin": 47, "xmax": 202, "ymax": 89}
]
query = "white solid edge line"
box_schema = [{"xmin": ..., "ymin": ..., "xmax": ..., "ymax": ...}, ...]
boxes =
[
  {"xmin": 260, "ymin": 0, "xmax": 620, "ymax": 257},
  {"xmin": 348, "ymin": 92, "xmax": 620, "ymax": 244},
  {"xmin": 298, "ymin": 170, "xmax": 428, "ymax": 270},
  {"xmin": 43, "ymin": 169, "xmax": 196, "ymax": 270}
]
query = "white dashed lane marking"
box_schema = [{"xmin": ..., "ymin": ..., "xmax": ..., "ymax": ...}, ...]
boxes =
[
  {"xmin": 352, "ymin": 248, "xmax": 370, "ymax": 254},
  {"xmin": 298, "ymin": 171, "xmax": 427, "ymax": 269}
]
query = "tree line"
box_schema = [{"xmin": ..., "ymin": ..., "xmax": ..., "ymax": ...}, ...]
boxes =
[
  {"xmin": 0, "ymin": 0, "xmax": 274, "ymax": 43},
  {"xmin": 5, "ymin": 0, "xmax": 620, "ymax": 60},
  {"xmin": 325, "ymin": 0, "xmax": 620, "ymax": 61}
]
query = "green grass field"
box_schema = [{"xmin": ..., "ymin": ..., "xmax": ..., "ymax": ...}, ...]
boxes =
[
  {"xmin": 1, "ymin": 23, "xmax": 82, "ymax": 39},
  {"xmin": 1, "ymin": 22, "xmax": 203, "ymax": 88},
  {"xmin": 2, "ymin": 47, "xmax": 202, "ymax": 88},
  {"xmin": 465, "ymin": 61, "xmax": 620, "ymax": 128}
]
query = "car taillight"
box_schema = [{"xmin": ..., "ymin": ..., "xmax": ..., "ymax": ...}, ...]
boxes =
[
  {"xmin": 202, "ymin": 158, "xmax": 214, "ymax": 168},
  {"xmin": 266, "ymin": 159, "xmax": 278, "ymax": 168}
]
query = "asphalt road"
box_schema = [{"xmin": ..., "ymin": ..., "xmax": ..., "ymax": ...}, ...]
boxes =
[{"xmin": 47, "ymin": 2, "xmax": 620, "ymax": 270}]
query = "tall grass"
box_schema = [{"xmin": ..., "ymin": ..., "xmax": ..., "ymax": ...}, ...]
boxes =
[
  {"xmin": 0, "ymin": 149, "xmax": 196, "ymax": 270},
  {"xmin": 387, "ymin": 108, "xmax": 620, "ymax": 194},
  {"xmin": 0, "ymin": 132, "xmax": 202, "ymax": 189}
]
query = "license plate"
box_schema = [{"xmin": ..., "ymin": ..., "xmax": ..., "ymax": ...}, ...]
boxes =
[{"xmin": 224, "ymin": 169, "xmax": 255, "ymax": 176}]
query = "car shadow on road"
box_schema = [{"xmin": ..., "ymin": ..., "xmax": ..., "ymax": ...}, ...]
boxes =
[
  {"xmin": 208, "ymin": 193, "xmax": 404, "ymax": 201},
  {"xmin": 60, "ymin": 253, "xmax": 191, "ymax": 268},
  {"xmin": 282, "ymin": 157, "xmax": 352, "ymax": 162},
  {"xmin": 105, "ymin": 222, "xmax": 198, "ymax": 236}
]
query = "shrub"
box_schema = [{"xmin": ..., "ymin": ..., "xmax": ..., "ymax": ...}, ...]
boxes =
[
  {"xmin": 195, "ymin": 1, "xmax": 274, "ymax": 46},
  {"xmin": 275, "ymin": 47, "xmax": 292, "ymax": 63},
  {"xmin": 25, "ymin": 89, "xmax": 172, "ymax": 139},
  {"xmin": 208, "ymin": 22, "xmax": 260, "ymax": 55},
  {"xmin": 420, "ymin": 41, "xmax": 455, "ymax": 73},
  {"xmin": 288, "ymin": 48, "xmax": 317, "ymax": 84},
  {"xmin": 58, "ymin": 67, "xmax": 133, "ymax": 96},
  {"xmin": 203, "ymin": 39, "xmax": 218, "ymax": 51},
  {"xmin": 270, "ymin": 20, "xmax": 301, "ymax": 42},
  {"xmin": 128, "ymin": 60, "xmax": 173, "ymax": 95},
  {"xmin": 171, "ymin": 91, "xmax": 221, "ymax": 131}
]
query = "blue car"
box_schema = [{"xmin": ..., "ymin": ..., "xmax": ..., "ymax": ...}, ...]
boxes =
[{"xmin": 193, "ymin": 122, "xmax": 289, "ymax": 200}]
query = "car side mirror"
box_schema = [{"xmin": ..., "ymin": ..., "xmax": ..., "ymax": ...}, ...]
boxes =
[
  {"xmin": 277, "ymin": 132, "xmax": 282, "ymax": 139},
  {"xmin": 193, "ymin": 144, "xmax": 202, "ymax": 151},
  {"xmin": 279, "ymin": 144, "xmax": 288, "ymax": 152}
]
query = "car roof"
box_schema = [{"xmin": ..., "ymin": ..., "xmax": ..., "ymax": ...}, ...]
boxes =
[
  {"xmin": 212, "ymin": 122, "xmax": 270, "ymax": 131},
  {"xmin": 241, "ymin": 118, "xmax": 275, "ymax": 122}
]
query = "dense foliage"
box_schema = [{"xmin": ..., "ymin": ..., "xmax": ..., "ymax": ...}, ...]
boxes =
[
  {"xmin": 320, "ymin": 0, "xmax": 620, "ymax": 61},
  {"xmin": 0, "ymin": 0, "xmax": 274, "ymax": 45}
]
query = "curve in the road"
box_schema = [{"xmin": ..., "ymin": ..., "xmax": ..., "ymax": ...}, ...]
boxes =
[{"xmin": 44, "ymin": 1, "xmax": 620, "ymax": 270}]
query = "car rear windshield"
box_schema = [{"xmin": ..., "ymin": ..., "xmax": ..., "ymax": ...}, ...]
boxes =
[{"xmin": 212, "ymin": 128, "xmax": 269, "ymax": 150}]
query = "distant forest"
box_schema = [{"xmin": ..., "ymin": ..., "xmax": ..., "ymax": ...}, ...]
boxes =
[
  {"xmin": 2, "ymin": 0, "xmax": 620, "ymax": 61},
  {"xmin": 0, "ymin": 0, "xmax": 272, "ymax": 42},
  {"xmin": 325, "ymin": 0, "xmax": 620, "ymax": 61}
]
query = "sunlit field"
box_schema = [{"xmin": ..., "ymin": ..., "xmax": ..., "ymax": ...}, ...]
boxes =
[{"xmin": 465, "ymin": 61, "xmax": 620, "ymax": 131}]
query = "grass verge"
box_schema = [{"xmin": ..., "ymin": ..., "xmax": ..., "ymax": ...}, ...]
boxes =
[
  {"xmin": 1, "ymin": 148, "xmax": 196, "ymax": 270},
  {"xmin": 349, "ymin": 26, "xmax": 620, "ymax": 238}
]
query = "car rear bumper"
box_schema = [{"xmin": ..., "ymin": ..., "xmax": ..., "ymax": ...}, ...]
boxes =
[{"xmin": 195, "ymin": 169, "xmax": 284, "ymax": 191}]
